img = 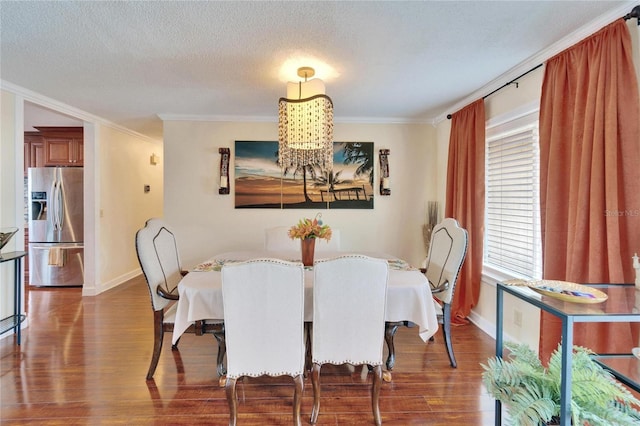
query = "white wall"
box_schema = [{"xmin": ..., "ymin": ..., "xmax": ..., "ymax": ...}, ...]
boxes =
[
  {"xmin": 0, "ymin": 90, "xmax": 22, "ymax": 323},
  {"xmin": 94, "ymin": 124, "xmax": 163, "ymax": 294},
  {"xmin": 163, "ymin": 120, "xmax": 437, "ymax": 268}
]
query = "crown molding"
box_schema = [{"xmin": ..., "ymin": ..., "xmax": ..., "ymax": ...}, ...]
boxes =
[
  {"xmin": 335, "ymin": 116, "xmax": 430, "ymax": 125},
  {"xmin": 158, "ymin": 113, "xmax": 431, "ymax": 125},
  {"xmin": 1, "ymin": 80, "xmax": 159, "ymax": 143},
  {"xmin": 157, "ymin": 113, "xmax": 276, "ymax": 123},
  {"xmin": 432, "ymin": 2, "xmax": 637, "ymax": 124}
]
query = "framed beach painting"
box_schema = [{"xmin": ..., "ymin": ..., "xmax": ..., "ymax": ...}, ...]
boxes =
[{"xmin": 234, "ymin": 141, "xmax": 374, "ymax": 209}]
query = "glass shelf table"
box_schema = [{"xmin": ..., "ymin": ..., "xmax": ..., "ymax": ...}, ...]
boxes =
[
  {"xmin": 495, "ymin": 282, "xmax": 640, "ymax": 425},
  {"xmin": 592, "ymin": 354, "xmax": 640, "ymax": 393},
  {"xmin": 0, "ymin": 251, "xmax": 27, "ymax": 345}
]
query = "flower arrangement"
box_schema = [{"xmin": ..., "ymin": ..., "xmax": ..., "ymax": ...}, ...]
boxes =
[{"xmin": 288, "ymin": 213, "xmax": 332, "ymax": 241}]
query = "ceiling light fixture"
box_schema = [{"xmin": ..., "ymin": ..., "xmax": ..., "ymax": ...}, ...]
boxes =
[{"xmin": 278, "ymin": 66, "xmax": 333, "ymax": 171}]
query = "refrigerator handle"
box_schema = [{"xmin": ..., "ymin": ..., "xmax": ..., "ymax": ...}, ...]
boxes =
[
  {"xmin": 56, "ymin": 180, "xmax": 65, "ymax": 230},
  {"xmin": 52, "ymin": 178, "xmax": 62, "ymax": 231},
  {"xmin": 50, "ymin": 178, "xmax": 58, "ymax": 231}
]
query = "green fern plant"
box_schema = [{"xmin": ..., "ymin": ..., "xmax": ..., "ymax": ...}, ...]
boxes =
[{"xmin": 481, "ymin": 342, "xmax": 640, "ymax": 425}]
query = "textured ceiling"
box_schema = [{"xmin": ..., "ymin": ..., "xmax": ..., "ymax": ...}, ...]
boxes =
[{"xmin": 1, "ymin": 1, "xmax": 636, "ymax": 140}]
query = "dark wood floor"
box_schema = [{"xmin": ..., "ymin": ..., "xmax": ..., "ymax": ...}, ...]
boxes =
[{"xmin": 1, "ymin": 275, "xmax": 498, "ymax": 425}]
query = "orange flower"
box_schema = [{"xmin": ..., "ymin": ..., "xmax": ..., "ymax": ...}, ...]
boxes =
[{"xmin": 288, "ymin": 214, "xmax": 332, "ymax": 241}]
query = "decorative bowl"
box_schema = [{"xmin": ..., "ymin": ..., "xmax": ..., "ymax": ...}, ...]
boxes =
[{"xmin": 503, "ymin": 278, "xmax": 608, "ymax": 304}]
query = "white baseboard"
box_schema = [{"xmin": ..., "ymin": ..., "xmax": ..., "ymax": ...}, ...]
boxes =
[
  {"xmin": 468, "ymin": 308, "xmax": 518, "ymax": 346},
  {"xmin": 82, "ymin": 268, "xmax": 141, "ymax": 296}
]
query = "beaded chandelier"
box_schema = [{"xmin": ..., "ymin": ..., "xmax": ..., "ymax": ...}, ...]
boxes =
[{"xmin": 278, "ymin": 67, "xmax": 334, "ymax": 172}]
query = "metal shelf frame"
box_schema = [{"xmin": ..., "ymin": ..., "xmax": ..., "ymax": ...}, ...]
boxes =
[
  {"xmin": 0, "ymin": 251, "xmax": 27, "ymax": 344},
  {"xmin": 495, "ymin": 282, "xmax": 640, "ymax": 425}
]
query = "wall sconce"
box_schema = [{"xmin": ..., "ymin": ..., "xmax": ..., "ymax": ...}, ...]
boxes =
[
  {"xmin": 150, "ymin": 153, "xmax": 159, "ymax": 165},
  {"xmin": 219, "ymin": 148, "xmax": 230, "ymax": 195},
  {"xmin": 379, "ymin": 149, "xmax": 390, "ymax": 195}
]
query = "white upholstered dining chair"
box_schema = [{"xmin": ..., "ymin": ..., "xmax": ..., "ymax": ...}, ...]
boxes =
[
  {"xmin": 264, "ymin": 226, "xmax": 298, "ymax": 251},
  {"xmin": 264, "ymin": 226, "xmax": 341, "ymax": 252},
  {"xmin": 135, "ymin": 218, "xmax": 225, "ymax": 380},
  {"xmin": 315, "ymin": 229, "xmax": 341, "ymax": 252},
  {"xmin": 311, "ymin": 255, "xmax": 389, "ymax": 426},
  {"xmin": 424, "ymin": 218, "xmax": 468, "ymax": 368},
  {"xmin": 221, "ymin": 258, "xmax": 306, "ymax": 426}
]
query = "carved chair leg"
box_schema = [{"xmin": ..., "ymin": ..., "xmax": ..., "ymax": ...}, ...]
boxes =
[
  {"xmin": 442, "ymin": 303, "xmax": 457, "ymax": 368},
  {"xmin": 310, "ymin": 363, "xmax": 322, "ymax": 424},
  {"xmin": 225, "ymin": 376, "xmax": 237, "ymax": 426},
  {"xmin": 213, "ymin": 325, "xmax": 227, "ymax": 376},
  {"xmin": 147, "ymin": 310, "xmax": 164, "ymax": 380},
  {"xmin": 372, "ymin": 364, "xmax": 383, "ymax": 426},
  {"xmin": 293, "ymin": 374, "xmax": 304, "ymax": 426},
  {"xmin": 384, "ymin": 321, "xmax": 402, "ymax": 370}
]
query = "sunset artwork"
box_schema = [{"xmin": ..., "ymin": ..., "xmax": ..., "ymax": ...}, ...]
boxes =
[{"xmin": 234, "ymin": 141, "xmax": 374, "ymax": 209}]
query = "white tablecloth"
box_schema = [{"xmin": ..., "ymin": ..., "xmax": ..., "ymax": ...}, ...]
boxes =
[{"xmin": 171, "ymin": 251, "xmax": 438, "ymax": 345}]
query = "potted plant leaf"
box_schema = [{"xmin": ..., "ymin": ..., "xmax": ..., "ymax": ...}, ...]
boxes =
[{"xmin": 482, "ymin": 342, "xmax": 640, "ymax": 425}]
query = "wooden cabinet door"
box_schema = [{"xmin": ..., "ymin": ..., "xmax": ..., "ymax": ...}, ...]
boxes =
[
  {"xmin": 45, "ymin": 138, "xmax": 75, "ymax": 166},
  {"xmin": 24, "ymin": 134, "xmax": 45, "ymax": 173},
  {"xmin": 31, "ymin": 141, "xmax": 45, "ymax": 168},
  {"xmin": 45, "ymin": 139, "xmax": 82, "ymax": 166},
  {"xmin": 72, "ymin": 138, "xmax": 83, "ymax": 165}
]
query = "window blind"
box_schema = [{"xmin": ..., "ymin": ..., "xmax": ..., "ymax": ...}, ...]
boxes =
[{"xmin": 485, "ymin": 122, "xmax": 542, "ymax": 279}]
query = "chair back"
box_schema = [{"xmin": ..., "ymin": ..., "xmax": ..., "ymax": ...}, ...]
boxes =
[
  {"xmin": 425, "ymin": 218, "xmax": 468, "ymax": 305},
  {"xmin": 135, "ymin": 218, "xmax": 183, "ymax": 311},
  {"xmin": 221, "ymin": 258, "xmax": 305, "ymax": 379},
  {"xmin": 264, "ymin": 226, "xmax": 298, "ymax": 251},
  {"xmin": 265, "ymin": 226, "xmax": 342, "ymax": 252},
  {"xmin": 312, "ymin": 255, "xmax": 388, "ymax": 366},
  {"xmin": 315, "ymin": 229, "xmax": 341, "ymax": 252}
]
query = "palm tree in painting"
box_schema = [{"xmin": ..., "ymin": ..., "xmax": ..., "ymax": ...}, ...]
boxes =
[
  {"xmin": 313, "ymin": 169, "xmax": 344, "ymax": 192},
  {"xmin": 342, "ymin": 142, "xmax": 374, "ymax": 185},
  {"xmin": 283, "ymin": 163, "xmax": 318, "ymax": 203},
  {"xmin": 275, "ymin": 148, "xmax": 318, "ymax": 203}
]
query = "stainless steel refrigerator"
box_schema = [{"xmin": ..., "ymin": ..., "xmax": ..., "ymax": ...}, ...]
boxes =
[{"xmin": 28, "ymin": 167, "xmax": 84, "ymax": 286}]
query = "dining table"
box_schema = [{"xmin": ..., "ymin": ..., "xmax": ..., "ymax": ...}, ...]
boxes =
[{"xmin": 171, "ymin": 250, "xmax": 439, "ymax": 377}]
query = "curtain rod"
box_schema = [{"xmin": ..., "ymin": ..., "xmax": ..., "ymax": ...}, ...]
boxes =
[
  {"xmin": 446, "ymin": 63, "xmax": 543, "ymax": 119},
  {"xmin": 446, "ymin": 5, "xmax": 640, "ymax": 120},
  {"xmin": 623, "ymin": 5, "xmax": 640, "ymax": 23}
]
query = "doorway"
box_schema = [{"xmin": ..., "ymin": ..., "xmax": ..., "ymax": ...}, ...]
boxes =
[{"xmin": 23, "ymin": 102, "xmax": 84, "ymax": 305}]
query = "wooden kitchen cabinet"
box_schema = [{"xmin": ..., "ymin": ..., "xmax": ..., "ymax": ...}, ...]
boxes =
[
  {"xmin": 24, "ymin": 133, "xmax": 45, "ymax": 173},
  {"xmin": 34, "ymin": 127, "xmax": 83, "ymax": 167},
  {"xmin": 45, "ymin": 137, "xmax": 83, "ymax": 166}
]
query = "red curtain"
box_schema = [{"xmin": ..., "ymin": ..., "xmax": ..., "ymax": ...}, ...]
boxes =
[
  {"xmin": 539, "ymin": 19, "xmax": 640, "ymax": 362},
  {"xmin": 445, "ymin": 99, "xmax": 485, "ymax": 325}
]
